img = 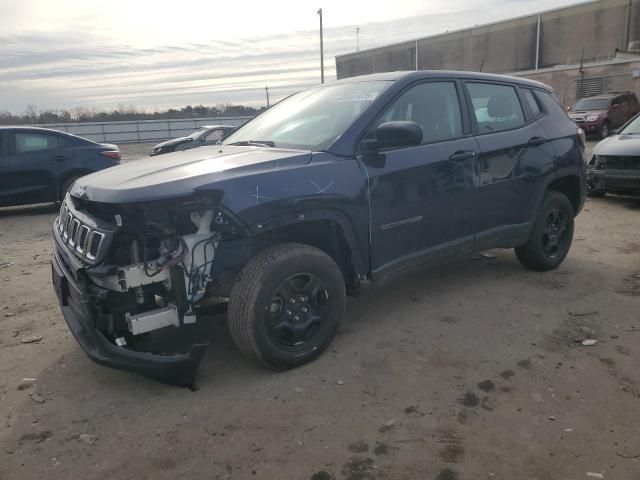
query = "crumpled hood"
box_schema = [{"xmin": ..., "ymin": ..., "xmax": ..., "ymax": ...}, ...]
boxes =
[
  {"xmin": 72, "ymin": 145, "xmax": 312, "ymax": 203},
  {"xmin": 593, "ymin": 133, "xmax": 640, "ymax": 156}
]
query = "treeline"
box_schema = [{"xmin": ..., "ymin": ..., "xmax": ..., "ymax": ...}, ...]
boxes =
[{"xmin": 0, "ymin": 103, "xmax": 265, "ymax": 125}]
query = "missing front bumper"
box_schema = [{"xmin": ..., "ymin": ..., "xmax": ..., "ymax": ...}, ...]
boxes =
[
  {"xmin": 52, "ymin": 248, "xmax": 208, "ymax": 387},
  {"xmin": 587, "ymin": 169, "xmax": 640, "ymax": 194}
]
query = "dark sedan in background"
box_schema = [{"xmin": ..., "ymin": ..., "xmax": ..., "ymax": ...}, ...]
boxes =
[
  {"xmin": 149, "ymin": 124, "xmax": 235, "ymax": 156},
  {"xmin": 587, "ymin": 112, "xmax": 640, "ymax": 197},
  {"xmin": 0, "ymin": 127, "xmax": 121, "ymax": 208}
]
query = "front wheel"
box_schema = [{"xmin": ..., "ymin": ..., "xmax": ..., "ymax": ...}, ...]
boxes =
[
  {"xmin": 228, "ymin": 243, "xmax": 346, "ymax": 370},
  {"xmin": 58, "ymin": 175, "xmax": 83, "ymax": 201},
  {"xmin": 600, "ymin": 122, "xmax": 610, "ymax": 139},
  {"xmin": 515, "ymin": 192, "xmax": 575, "ymax": 271}
]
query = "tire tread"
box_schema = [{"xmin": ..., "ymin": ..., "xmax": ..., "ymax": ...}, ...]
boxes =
[{"xmin": 228, "ymin": 243, "xmax": 343, "ymax": 368}]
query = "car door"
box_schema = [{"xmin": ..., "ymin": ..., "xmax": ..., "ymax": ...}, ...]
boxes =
[
  {"xmin": 360, "ymin": 80, "xmax": 479, "ymax": 277},
  {"xmin": 465, "ymin": 82, "xmax": 556, "ymax": 248},
  {"xmin": 5, "ymin": 130, "xmax": 74, "ymax": 204},
  {"xmin": 0, "ymin": 131, "xmax": 9, "ymax": 204}
]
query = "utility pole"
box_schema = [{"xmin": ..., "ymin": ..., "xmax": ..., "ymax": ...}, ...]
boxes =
[
  {"xmin": 317, "ymin": 8, "xmax": 324, "ymax": 84},
  {"xmin": 265, "ymin": 86, "xmax": 270, "ymax": 108},
  {"xmin": 356, "ymin": 27, "xmax": 360, "ymax": 51}
]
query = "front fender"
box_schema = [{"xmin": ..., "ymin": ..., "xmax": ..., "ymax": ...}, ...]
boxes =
[{"xmin": 198, "ymin": 152, "xmax": 371, "ymax": 277}]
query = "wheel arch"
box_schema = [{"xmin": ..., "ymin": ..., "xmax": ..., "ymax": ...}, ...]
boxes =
[
  {"xmin": 57, "ymin": 169, "xmax": 93, "ymax": 200},
  {"xmin": 545, "ymin": 174, "xmax": 583, "ymax": 216},
  {"xmin": 251, "ymin": 216, "xmax": 367, "ymax": 290},
  {"xmin": 210, "ymin": 212, "xmax": 369, "ymax": 298}
]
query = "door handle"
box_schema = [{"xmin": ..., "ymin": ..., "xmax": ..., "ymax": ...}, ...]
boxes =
[
  {"xmin": 449, "ymin": 150, "xmax": 476, "ymax": 162},
  {"xmin": 528, "ymin": 136, "xmax": 547, "ymax": 146},
  {"xmin": 54, "ymin": 155, "xmax": 66, "ymax": 161}
]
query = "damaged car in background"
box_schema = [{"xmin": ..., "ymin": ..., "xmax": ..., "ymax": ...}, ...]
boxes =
[
  {"xmin": 587, "ymin": 112, "xmax": 640, "ymax": 197},
  {"xmin": 52, "ymin": 71, "xmax": 586, "ymax": 386}
]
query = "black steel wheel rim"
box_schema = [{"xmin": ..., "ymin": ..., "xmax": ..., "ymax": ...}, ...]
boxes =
[
  {"xmin": 542, "ymin": 208, "xmax": 569, "ymax": 258},
  {"xmin": 264, "ymin": 273, "xmax": 330, "ymax": 349}
]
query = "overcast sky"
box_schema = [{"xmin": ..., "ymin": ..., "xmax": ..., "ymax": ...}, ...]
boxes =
[{"xmin": 0, "ymin": 0, "xmax": 584, "ymax": 114}]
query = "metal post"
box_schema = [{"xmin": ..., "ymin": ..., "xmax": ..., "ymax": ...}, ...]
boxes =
[
  {"xmin": 265, "ymin": 86, "xmax": 270, "ymax": 108},
  {"xmin": 415, "ymin": 39, "xmax": 419, "ymax": 70},
  {"xmin": 535, "ymin": 13, "xmax": 541, "ymax": 70},
  {"xmin": 356, "ymin": 27, "xmax": 360, "ymax": 51},
  {"xmin": 317, "ymin": 8, "xmax": 324, "ymax": 84}
]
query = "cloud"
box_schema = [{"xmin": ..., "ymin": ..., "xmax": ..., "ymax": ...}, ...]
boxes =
[{"xmin": 0, "ymin": 0, "xmax": 583, "ymax": 113}]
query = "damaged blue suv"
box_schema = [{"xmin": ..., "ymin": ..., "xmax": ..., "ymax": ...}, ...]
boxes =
[{"xmin": 52, "ymin": 71, "xmax": 586, "ymax": 386}]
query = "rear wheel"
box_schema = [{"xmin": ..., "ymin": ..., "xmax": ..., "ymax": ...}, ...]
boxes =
[
  {"xmin": 515, "ymin": 191, "xmax": 574, "ymax": 271},
  {"xmin": 228, "ymin": 243, "xmax": 346, "ymax": 369}
]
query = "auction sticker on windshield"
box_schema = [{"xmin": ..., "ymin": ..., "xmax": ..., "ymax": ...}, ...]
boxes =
[{"xmin": 334, "ymin": 92, "xmax": 379, "ymax": 103}]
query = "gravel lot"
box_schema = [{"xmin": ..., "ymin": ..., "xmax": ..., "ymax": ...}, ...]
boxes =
[{"xmin": 1, "ymin": 142, "xmax": 639, "ymax": 480}]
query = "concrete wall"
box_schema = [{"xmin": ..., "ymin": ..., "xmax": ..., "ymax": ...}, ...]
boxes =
[
  {"xmin": 416, "ymin": 15, "xmax": 538, "ymax": 73},
  {"xmin": 336, "ymin": 0, "xmax": 637, "ymax": 79},
  {"xmin": 519, "ymin": 59, "xmax": 640, "ymax": 107},
  {"xmin": 31, "ymin": 116, "xmax": 252, "ymax": 144}
]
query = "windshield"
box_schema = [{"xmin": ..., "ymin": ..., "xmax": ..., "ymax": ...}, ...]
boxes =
[
  {"xmin": 572, "ymin": 97, "xmax": 611, "ymax": 111},
  {"xmin": 186, "ymin": 127, "xmax": 208, "ymax": 140},
  {"xmin": 222, "ymin": 81, "xmax": 392, "ymax": 151},
  {"xmin": 620, "ymin": 114, "xmax": 640, "ymax": 134}
]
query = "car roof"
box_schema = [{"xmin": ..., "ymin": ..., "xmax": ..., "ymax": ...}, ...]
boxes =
[
  {"xmin": 0, "ymin": 126, "xmax": 96, "ymax": 143},
  {"xmin": 1, "ymin": 126, "xmax": 75, "ymax": 134},
  {"xmin": 332, "ymin": 70, "xmax": 551, "ymax": 91},
  {"xmin": 580, "ymin": 92, "xmax": 633, "ymax": 100}
]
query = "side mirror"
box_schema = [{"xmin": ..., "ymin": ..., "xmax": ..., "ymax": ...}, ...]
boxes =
[
  {"xmin": 611, "ymin": 103, "xmax": 621, "ymax": 110},
  {"xmin": 376, "ymin": 121, "xmax": 422, "ymax": 149}
]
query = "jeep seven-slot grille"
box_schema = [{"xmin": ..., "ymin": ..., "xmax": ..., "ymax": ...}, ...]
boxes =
[{"xmin": 57, "ymin": 203, "xmax": 105, "ymax": 261}]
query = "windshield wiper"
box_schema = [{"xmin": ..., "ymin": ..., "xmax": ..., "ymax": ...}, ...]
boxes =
[{"xmin": 228, "ymin": 140, "xmax": 275, "ymax": 147}]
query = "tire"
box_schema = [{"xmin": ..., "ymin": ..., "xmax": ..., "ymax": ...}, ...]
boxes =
[
  {"xmin": 515, "ymin": 191, "xmax": 575, "ymax": 271},
  {"xmin": 228, "ymin": 243, "xmax": 346, "ymax": 369},
  {"xmin": 58, "ymin": 175, "xmax": 82, "ymax": 201},
  {"xmin": 600, "ymin": 122, "xmax": 610, "ymax": 139}
]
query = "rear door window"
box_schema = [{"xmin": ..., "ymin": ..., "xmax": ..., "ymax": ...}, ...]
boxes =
[
  {"xmin": 15, "ymin": 133, "xmax": 64, "ymax": 154},
  {"xmin": 467, "ymin": 82, "xmax": 526, "ymax": 134}
]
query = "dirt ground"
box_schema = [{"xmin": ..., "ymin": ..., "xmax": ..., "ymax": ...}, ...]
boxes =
[{"xmin": 1, "ymin": 142, "xmax": 639, "ymax": 480}]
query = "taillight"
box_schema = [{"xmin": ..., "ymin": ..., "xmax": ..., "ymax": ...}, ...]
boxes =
[
  {"xmin": 100, "ymin": 150, "xmax": 121, "ymax": 161},
  {"xmin": 577, "ymin": 127, "xmax": 586, "ymax": 149}
]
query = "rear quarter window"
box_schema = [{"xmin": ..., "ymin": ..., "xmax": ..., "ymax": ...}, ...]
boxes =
[
  {"xmin": 521, "ymin": 89, "xmax": 542, "ymax": 118},
  {"xmin": 534, "ymin": 90, "xmax": 569, "ymax": 118}
]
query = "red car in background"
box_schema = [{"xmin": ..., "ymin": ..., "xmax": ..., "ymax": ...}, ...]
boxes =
[{"xmin": 568, "ymin": 91, "xmax": 640, "ymax": 139}]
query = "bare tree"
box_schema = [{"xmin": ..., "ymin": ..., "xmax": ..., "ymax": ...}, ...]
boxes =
[{"xmin": 25, "ymin": 104, "xmax": 39, "ymax": 124}]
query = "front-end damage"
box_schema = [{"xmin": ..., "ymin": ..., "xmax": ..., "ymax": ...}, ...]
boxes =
[{"xmin": 52, "ymin": 192, "xmax": 246, "ymax": 386}]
